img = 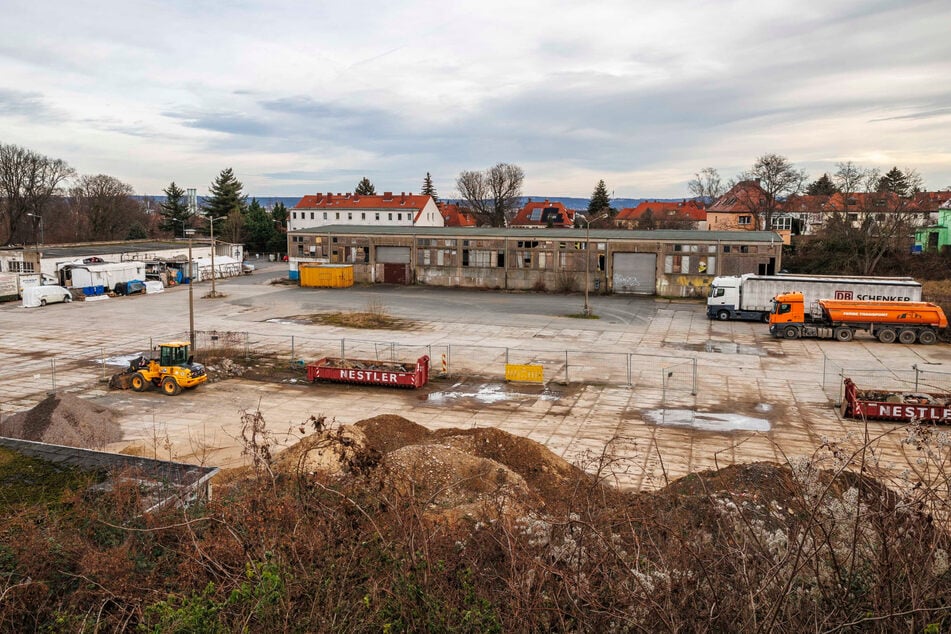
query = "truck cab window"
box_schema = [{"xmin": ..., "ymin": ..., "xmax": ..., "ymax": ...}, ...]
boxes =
[{"xmin": 778, "ymin": 303, "xmax": 791, "ymax": 314}]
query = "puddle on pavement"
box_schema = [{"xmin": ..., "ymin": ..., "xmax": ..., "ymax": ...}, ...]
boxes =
[
  {"xmin": 665, "ymin": 341, "xmax": 776, "ymax": 357},
  {"xmin": 422, "ymin": 382, "xmax": 561, "ymax": 405},
  {"xmin": 643, "ymin": 408, "xmax": 771, "ymax": 432}
]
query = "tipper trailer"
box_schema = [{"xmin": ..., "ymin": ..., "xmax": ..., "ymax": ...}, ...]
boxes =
[
  {"xmin": 707, "ymin": 274, "xmax": 921, "ymax": 322},
  {"xmin": 769, "ymin": 292, "xmax": 946, "ymax": 344}
]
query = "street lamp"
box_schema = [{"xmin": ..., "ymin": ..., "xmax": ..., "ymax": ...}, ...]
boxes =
[
  {"xmin": 185, "ymin": 228, "xmax": 196, "ymax": 350},
  {"xmin": 201, "ymin": 214, "xmax": 225, "ymax": 298},
  {"xmin": 26, "ymin": 212, "xmax": 44, "ymax": 245},
  {"xmin": 579, "ymin": 212, "xmax": 608, "ymax": 317}
]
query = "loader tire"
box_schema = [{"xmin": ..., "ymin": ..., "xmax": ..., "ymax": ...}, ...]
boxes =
[
  {"xmin": 161, "ymin": 377, "xmax": 182, "ymax": 396},
  {"xmin": 131, "ymin": 372, "xmax": 148, "ymax": 392}
]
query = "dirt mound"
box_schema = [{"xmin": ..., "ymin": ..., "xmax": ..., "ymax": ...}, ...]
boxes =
[
  {"xmin": 272, "ymin": 414, "xmax": 601, "ymax": 520},
  {"xmin": 354, "ymin": 414, "xmax": 431, "ymax": 453},
  {"xmin": 273, "ymin": 425, "xmax": 372, "ymax": 477},
  {"xmin": 1, "ymin": 393, "xmax": 121, "ymax": 450}
]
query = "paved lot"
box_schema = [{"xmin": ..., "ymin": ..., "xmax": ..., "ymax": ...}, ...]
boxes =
[{"xmin": 2, "ymin": 260, "xmax": 949, "ymax": 490}]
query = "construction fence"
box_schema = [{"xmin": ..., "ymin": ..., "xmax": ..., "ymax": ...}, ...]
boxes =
[{"xmin": 822, "ymin": 353, "xmax": 951, "ymax": 406}]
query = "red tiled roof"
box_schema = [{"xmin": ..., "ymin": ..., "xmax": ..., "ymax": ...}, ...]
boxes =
[
  {"xmin": 437, "ymin": 202, "xmax": 478, "ymax": 227},
  {"xmin": 511, "ymin": 200, "xmax": 576, "ymax": 227},
  {"xmin": 708, "ymin": 180, "xmax": 767, "ymax": 212},
  {"xmin": 615, "ymin": 200, "xmax": 706, "ymax": 221},
  {"xmin": 294, "ymin": 192, "xmax": 431, "ymax": 210}
]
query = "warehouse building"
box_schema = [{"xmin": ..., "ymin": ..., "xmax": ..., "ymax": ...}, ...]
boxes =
[{"xmin": 286, "ymin": 226, "xmax": 782, "ymax": 296}]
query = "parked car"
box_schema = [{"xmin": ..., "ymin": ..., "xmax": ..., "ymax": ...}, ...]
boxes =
[
  {"xmin": 22, "ymin": 285, "xmax": 73, "ymax": 307},
  {"xmin": 242, "ymin": 261, "xmax": 255, "ymax": 274}
]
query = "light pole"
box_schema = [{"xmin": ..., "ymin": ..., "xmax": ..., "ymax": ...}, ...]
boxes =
[
  {"xmin": 26, "ymin": 212, "xmax": 44, "ymax": 244},
  {"xmin": 185, "ymin": 228, "xmax": 196, "ymax": 350},
  {"xmin": 202, "ymin": 214, "xmax": 225, "ymax": 298},
  {"xmin": 579, "ymin": 212, "xmax": 608, "ymax": 317}
]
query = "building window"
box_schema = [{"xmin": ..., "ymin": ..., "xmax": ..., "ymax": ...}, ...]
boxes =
[
  {"xmin": 361, "ymin": 212, "xmax": 365, "ymax": 220},
  {"xmin": 738, "ymin": 215, "xmax": 752, "ymax": 226},
  {"xmin": 348, "ymin": 212, "xmax": 352, "ymax": 220},
  {"xmin": 323, "ymin": 212, "xmax": 327, "ymax": 220},
  {"xmin": 310, "ymin": 212, "xmax": 315, "ymax": 220},
  {"xmin": 771, "ymin": 216, "xmax": 792, "ymax": 231},
  {"xmin": 388, "ymin": 213, "xmax": 393, "ymax": 221},
  {"xmin": 292, "ymin": 211, "xmax": 297, "ymax": 219},
  {"xmin": 8, "ymin": 260, "xmax": 33, "ymax": 273},
  {"xmin": 375, "ymin": 213, "xmax": 380, "ymax": 221},
  {"xmin": 398, "ymin": 213, "xmax": 402, "ymax": 221}
]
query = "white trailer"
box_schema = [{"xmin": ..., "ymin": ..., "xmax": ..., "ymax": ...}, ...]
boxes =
[
  {"xmin": 58, "ymin": 261, "xmax": 146, "ymax": 292},
  {"xmin": 706, "ymin": 274, "xmax": 922, "ymax": 322}
]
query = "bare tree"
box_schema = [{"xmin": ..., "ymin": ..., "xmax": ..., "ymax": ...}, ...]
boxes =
[
  {"xmin": 687, "ymin": 167, "xmax": 723, "ymax": 202},
  {"xmin": 742, "ymin": 153, "xmax": 807, "ymax": 230},
  {"xmin": 819, "ymin": 162, "xmax": 922, "ymax": 274},
  {"xmin": 456, "ymin": 162, "xmax": 524, "ymax": 227},
  {"xmin": 0, "ymin": 143, "xmax": 74, "ymax": 245},
  {"xmin": 69, "ymin": 174, "xmax": 144, "ymax": 241}
]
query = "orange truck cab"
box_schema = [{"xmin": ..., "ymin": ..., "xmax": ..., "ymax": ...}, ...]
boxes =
[{"xmin": 770, "ymin": 291, "xmax": 946, "ymax": 344}]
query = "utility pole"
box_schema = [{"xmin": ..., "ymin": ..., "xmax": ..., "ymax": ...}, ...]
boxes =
[
  {"xmin": 579, "ymin": 212, "xmax": 608, "ymax": 317},
  {"xmin": 186, "ymin": 228, "xmax": 196, "ymax": 350}
]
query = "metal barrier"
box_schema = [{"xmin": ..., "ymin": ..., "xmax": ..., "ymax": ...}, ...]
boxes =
[{"xmin": 822, "ymin": 353, "xmax": 951, "ymax": 406}]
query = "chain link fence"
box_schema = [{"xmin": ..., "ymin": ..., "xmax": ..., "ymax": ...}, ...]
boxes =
[
  {"xmin": 822, "ymin": 353, "xmax": 951, "ymax": 406},
  {"xmin": 1, "ymin": 330, "xmax": 700, "ymax": 402}
]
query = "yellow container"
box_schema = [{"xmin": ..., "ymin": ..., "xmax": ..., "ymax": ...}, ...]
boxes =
[{"xmin": 299, "ymin": 263, "xmax": 354, "ymax": 288}]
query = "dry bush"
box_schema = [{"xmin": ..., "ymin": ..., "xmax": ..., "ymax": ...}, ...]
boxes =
[{"xmin": 3, "ymin": 414, "xmax": 951, "ymax": 632}]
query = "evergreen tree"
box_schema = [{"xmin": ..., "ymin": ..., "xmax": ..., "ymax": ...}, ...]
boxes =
[
  {"xmin": 271, "ymin": 201, "xmax": 288, "ymax": 230},
  {"xmin": 587, "ymin": 180, "xmax": 612, "ymax": 216},
  {"xmin": 242, "ymin": 198, "xmax": 278, "ymax": 253},
  {"xmin": 204, "ymin": 168, "xmax": 247, "ymax": 222},
  {"xmin": 421, "ymin": 172, "xmax": 437, "ymax": 201},
  {"xmin": 806, "ymin": 173, "xmax": 837, "ymax": 196},
  {"xmin": 878, "ymin": 167, "xmax": 910, "ymax": 197},
  {"xmin": 159, "ymin": 181, "xmax": 191, "ymax": 236},
  {"xmin": 355, "ymin": 177, "xmax": 376, "ymax": 196}
]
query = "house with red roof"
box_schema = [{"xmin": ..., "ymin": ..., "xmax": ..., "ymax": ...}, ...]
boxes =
[
  {"xmin": 289, "ymin": 192, "xmax": 444, "ymax": 232},
  {"xmin": 437, "ymin": 202, "xmax": 478, "ymax": 227},
  {"xmin": 510, "ymin": 200, "xmax": 576, "ymax": 228},
  {"xmin": 614, "ymin": 200, "xmax": 706, "ymax": 230}
]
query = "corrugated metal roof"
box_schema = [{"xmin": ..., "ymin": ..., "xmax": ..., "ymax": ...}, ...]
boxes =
[
  {"xmin": 35, "ymin": 241, "xmax": 205, "ymax": 259},
  {"xmin": 293, "ymin": 225, "xmax": 783, "ymax": 243}
]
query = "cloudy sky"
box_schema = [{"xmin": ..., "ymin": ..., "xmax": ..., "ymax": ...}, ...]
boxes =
[{"xmin": 3, "ymin": 0, "xmax": 950, "ymax": 199}]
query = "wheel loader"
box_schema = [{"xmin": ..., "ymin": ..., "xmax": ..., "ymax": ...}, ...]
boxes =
[{"xmin": 112, "ymin": 341, "xmax": 207, "ymax": 395}]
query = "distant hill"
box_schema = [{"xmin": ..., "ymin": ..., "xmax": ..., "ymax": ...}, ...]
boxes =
[{"xmin": 138, "ymin": 195, "xmax": 690, "ymax": 211}]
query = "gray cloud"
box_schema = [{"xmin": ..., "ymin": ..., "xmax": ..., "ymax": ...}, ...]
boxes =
[
  {"xmin": 163, "ymin": 109, "xmax": 273, "ymax": 137},
  {"xmin": 0, "ymin": 88, "xmax": 58, "ymax": 119}
]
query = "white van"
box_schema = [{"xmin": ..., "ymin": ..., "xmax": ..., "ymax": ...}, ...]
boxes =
[{"xmin": 22, "ymin": 285, "xmax": 73, "ymax": 307}]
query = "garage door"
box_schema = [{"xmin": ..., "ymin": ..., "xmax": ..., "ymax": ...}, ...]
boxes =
[
  {"xmin": 612, "ymin": 253, "xmax": 656, "ymax": 294},
  {"xmin": 376, "ymin": 246, "xmax": 410, "ymax": 264}
]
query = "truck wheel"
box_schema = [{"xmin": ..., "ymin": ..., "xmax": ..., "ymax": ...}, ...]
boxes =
[
  {"xmin": 131, "ymin": 372, "xmax": 148, "ymax": 392},
  {"xmin": 834, "ymin": 327, "xmax": 853, "ymax": 342},
  {"xmin": 877, "ymin": 328, "xmax": 896, "ymax": 344},
  {"xmin": 161, "ymin": 377, "xmax": 182, "ymax": 396},
  {"xmin": 783, "ymin": 326, "xmax": 800, "ymax": 340},
  {"xmin": 716, "ymin": 310, "xmax": 730, "ymax": 321},
  {"xmin": 898, "ymin": 329, "xmax": 917, "ymax": 345},
  {"xmin": 39, "ymin": 298, "xmax": 47, "ymax": 306},
  {"xmin": 918, "ymin": 330, "xmax": 937, "ymax": 345}
]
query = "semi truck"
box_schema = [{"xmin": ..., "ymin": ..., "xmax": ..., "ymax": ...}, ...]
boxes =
[
  {"xmin": 769, "ymin": 292, "xmax": 947, "ymax": 344},
  {"xmin": 707, "ymin": 274, "xmax": 922, "ymax": 322}
]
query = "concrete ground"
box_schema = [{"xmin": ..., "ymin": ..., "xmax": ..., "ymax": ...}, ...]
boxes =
[{"xmin": 1, "ymin": 259, "xmax": 949, "ymax": 491}]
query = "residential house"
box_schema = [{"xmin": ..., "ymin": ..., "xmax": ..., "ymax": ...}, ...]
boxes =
[
  {"xmin": 510, "ymin": 200, "xmax": 576, "ymax": 228},
  {"xmin": 705, "ymin": 180, "xmax": 765, "ymax": 231},
  {"xmin": 915, "ymin": 205, "xmax": 951, "ymax": 253},
  {"xmin": 615, "ymin": 200, "xmax": 706, "ymax": 230},
  {"xmin": 437, "ymin": 202, "xmax": 478, "ymax": 227},
  {"xmin": 289, "ymin": 192, "xmax": 444, "ymax": 232}
]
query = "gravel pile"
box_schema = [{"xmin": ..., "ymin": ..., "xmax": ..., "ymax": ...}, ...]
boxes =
[{"xmin": 0, "ymin": 393, "xmax": 121, "ymax": 450}]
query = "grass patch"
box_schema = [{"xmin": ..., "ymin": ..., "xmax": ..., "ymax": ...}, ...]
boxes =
[
  {"xmin": 302, "ymin": 299, "xmax": 411, "ymax": 330},
  {"xmin": 565, "ymin": 313, "xmax": 601, "ymax": 320}
]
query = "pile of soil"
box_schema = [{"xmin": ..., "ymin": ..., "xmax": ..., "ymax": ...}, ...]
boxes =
[
  {"xmin": 0, "ymin": 393, "xmax": 121, "ymax": 450},
  {"xmin": 273, "ymin": 414, "xmax": 599, "ymax": 520}
]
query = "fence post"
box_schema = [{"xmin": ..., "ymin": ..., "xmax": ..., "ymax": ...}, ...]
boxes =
[
  {"xmin": 101, "ymin": 347, "xmax": 106, "ymax": 382},
  {"xmin": 692, "ymin": 357, "xmax": 698, "ymax": 395},
  {"xmin": 447, "ymin": 345, "xmax": 452, "ymax": 378},
  {"xmin": 51, "ymin": 357, "xmax": 56, "ymax": 391},
  {"xmin": 341, "ymin": 338, "xmax": 346, "ymax": 360},
  {"xmin": 505, "ymin": 348, "xmax": 509, "ymax": 365},
  {"xmin": 291, "ymin": 336, "xmax": 295, "ymax": 363},
  {"xmin": 245, "ymin": 332, "xmax": 250, "ymax": 360},
  {"xmin": 627, "ymin": 353, "xmax": 632, "ymax": 387},
  {"xmin": 565, "ymin": 350, "xmax": 569, "ymax": 384}
]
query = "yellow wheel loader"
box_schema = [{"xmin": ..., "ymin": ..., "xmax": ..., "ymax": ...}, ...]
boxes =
[{"xmin": 114, "ymin": 342, "xmax": 207, "ymax": 395}]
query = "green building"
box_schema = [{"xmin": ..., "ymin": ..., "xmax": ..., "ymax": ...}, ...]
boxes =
[{"xmin": 915, "ymin": 206, "xmax": 951, "ymax": 253}]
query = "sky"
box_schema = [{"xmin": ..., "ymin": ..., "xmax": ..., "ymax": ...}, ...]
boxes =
[{"xmin": 3, "ymin": 0, "xmax": 951, "ymax": 200}]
